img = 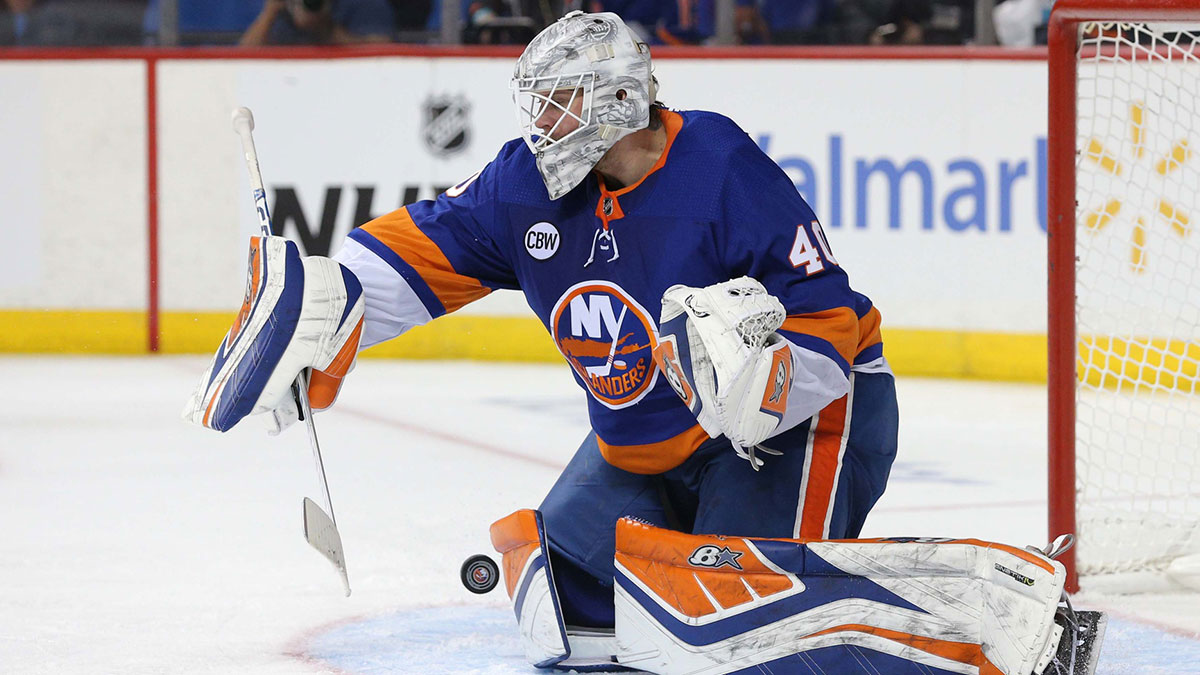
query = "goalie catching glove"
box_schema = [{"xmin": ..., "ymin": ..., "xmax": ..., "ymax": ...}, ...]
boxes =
[
  {"xmin": 182, "ymin": 235, "xmax": 365, "ymax": 433},
  {"xmin": 653, "ymin": 277, "xmax": 794, "ymax": 466}
]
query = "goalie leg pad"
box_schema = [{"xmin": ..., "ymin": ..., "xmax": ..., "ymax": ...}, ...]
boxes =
[
  {"xmin": 490, "ymin": 509, "xmax": 571, "ymax": 669},
  {"xmin": 491, "ymin": 509, "xmax": 629, "ymax": 672},
  {"xmin": 613, "ymin": 518, "xmax": 1067, "ymax": 675},
  {"xmin": 182, "ymin": 236, "xmax": 364, "ymax": 431}
]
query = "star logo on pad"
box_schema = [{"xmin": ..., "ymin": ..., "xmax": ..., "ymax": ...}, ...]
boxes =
[{"xmin": 688, "ymin": 545, "xmax": 744, "ymax": 570}]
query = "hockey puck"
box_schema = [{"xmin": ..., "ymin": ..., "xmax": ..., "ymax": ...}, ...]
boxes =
[{"xmin": 460, "ymin": 554, "xmax": 500, "ymax": 594}]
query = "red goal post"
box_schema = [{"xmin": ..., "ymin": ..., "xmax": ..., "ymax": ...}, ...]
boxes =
[{"xmin": 1049, "ymin": 0, "xmax": 1200, "ymax": 594}]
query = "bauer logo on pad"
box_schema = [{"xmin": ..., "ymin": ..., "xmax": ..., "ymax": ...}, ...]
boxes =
[{"xmin": 688, "ymin": 545, "xmax": 744, "ymax": 570}]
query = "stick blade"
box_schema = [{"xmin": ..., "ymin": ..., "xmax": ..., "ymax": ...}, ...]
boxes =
[{"xmin": 303, "ymin": 497, "xmax": 351, "ymax": 596}]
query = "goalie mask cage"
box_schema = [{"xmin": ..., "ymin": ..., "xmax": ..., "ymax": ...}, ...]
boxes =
[{"xmin": 1049, "ymin": 0, "xmax": 1200, "ymax": 593}]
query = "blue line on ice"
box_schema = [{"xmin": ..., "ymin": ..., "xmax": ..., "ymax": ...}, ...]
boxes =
[{"xmin": 305, "ymin": 606, "xmax": 539, "ymax": 674}]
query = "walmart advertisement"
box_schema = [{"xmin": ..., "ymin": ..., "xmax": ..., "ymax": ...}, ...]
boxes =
[{"xmin": 1, "ymin": 54, "xmax": 1060, "ymax": 378}]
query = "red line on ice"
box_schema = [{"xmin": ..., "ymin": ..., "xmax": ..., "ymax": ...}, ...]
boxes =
[
  {"xmin": 282, "ymin": 612, "xmax": 371, "ymax": 675},
  {"xmin": 340, "ymin": 407, "xmax": 565, "ymax": 471}
]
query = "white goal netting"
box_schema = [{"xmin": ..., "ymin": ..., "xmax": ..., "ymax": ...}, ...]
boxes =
[{"xmin": 1074, "ymin": 21, "xmax": 1200, "ymax": 585}]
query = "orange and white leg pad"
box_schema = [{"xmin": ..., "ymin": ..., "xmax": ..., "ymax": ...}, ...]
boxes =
[
  {"xmin": 490, "ymin": 509, "xmax": 625, "ymax": 671},
  {"xmin": 613, "ymin": 518, "xmax": 1067, "ymax": 675}
]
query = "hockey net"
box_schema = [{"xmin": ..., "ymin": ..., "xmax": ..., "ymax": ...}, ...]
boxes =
[{"xmin": 1049, "ymin": 1, "xmax": 1200, "ymax": 592}]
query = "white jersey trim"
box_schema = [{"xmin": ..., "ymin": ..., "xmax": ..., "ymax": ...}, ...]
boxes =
[
  {"xmin": 821, "ymin": 372, "xmax": 854, "ymax": 538},
  {"xmin": 766, "ymin": 337, "xmax": 850, "ymax": 440},
  {"xmin": 793, "ymin": 411, "xmax": 819, "ymax": 539},
  {"xmin": 851, "ymin": 355, "xmax": 892, "ymax": 375},
  {"xmin": 332, "ymin": 237, "xmax": 433, "ymax": 349}
]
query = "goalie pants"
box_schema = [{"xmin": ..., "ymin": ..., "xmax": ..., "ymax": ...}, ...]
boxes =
[{"xmin": 539, "ymin": 370, "xmax": 899, "ymax": 628}]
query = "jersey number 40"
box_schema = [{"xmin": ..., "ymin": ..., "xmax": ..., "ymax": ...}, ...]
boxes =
[{"xmin": 789, "ymin": 220, "xmax": 838, "ymax": 276}]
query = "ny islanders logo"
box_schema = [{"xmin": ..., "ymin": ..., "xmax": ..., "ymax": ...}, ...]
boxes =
[{"xmin": 551, "ymin": 281, "xmax": 659, "ymax": 409}]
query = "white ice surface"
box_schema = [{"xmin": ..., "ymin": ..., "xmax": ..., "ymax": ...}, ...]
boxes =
[{"xmin": 0, "ymin": 356, "xmax": 1196, "ymax": 674}]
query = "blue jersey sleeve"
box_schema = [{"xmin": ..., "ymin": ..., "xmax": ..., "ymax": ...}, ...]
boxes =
[
  {"xmin": 718, "ymin": 142, "xmax": 883, "ymax": 372},
  {"xmin": 347, "ymin": 153, "xmax": 520, "ymax": 322}
]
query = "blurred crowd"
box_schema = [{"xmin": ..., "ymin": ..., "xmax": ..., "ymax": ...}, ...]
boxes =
[{"xmin": 0, "ymin": 0, "xmax": 1053, "ymax": 48}]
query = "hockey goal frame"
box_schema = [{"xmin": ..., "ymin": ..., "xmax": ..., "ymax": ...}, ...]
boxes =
[{"xmin": 1048, "ymin": 0, "xmax": 1200, "ymax": 593}]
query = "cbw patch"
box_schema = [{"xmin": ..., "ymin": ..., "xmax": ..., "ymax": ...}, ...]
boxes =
[{"xmin": 524, "ymin": 222, "xmax": 560, "ymax": 261}]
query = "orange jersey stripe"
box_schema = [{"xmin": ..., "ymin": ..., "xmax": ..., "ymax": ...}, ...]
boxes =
[
  {"xmin": 780, "ymin": 305, "xmax": 884, "ymax": 365},
  {"xmin": 797, "ymin": 391, "xmax": 851, "ymax": 539},
  {"xmin": 489, "ymin": 509, "xmax": 543, "ymax": 600},
  {"xmin": 359, "ymin": 207, "xmax": 491, "ymax": 313},
  {"xmin": 597, "ymin": 424, "xmax": 710, "ymax": 474},
  {"xmin": 780, "ymin": 307, "xmax": 858, "ymax": 364},
  {"xmin": 857, "ymin": 305, "xmax": 883, "ymax": 355}
]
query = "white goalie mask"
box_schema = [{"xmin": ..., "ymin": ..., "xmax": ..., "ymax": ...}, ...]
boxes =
[{"xmin": 512, "ymin": 11, "xmax": 654, "ymax": 200}]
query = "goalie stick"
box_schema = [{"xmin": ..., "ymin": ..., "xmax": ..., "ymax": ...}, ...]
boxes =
[{"xmin": 232, "ymin": 106, "xmax": 351, "ymax": 597}]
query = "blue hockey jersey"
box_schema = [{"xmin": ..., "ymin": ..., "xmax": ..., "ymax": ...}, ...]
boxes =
[{"xmin": 333, "ymin": 109, "xmax": 884, "ymax": 475}]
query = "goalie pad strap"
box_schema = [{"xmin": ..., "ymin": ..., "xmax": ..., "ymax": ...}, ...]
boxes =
[{"xmin": 613, "ymin": 518, "xmax": 1064, "ymax": 675}]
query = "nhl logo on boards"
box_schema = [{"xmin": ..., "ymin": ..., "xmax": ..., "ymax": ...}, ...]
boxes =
[
  {"xmin": 524, "ymin": 222, "xmax": 560, "ymax": 261},
  {"xmin": 422, "ymin": 94, "xmax": 471, "ymax": 157}
]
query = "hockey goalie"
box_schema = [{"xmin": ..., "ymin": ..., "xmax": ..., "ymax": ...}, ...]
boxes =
[{"xmin": 183, "ymin": 9, "xmax": 1105, "ymax": 675}]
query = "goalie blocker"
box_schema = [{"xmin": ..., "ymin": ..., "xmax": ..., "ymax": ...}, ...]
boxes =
[
  {"xmin": 491, "ymin": 510, "xmax": 1105, "ymax": 675},
  {"xmin": 182, "ymin": 235, "xmax": 365, "ymax": 432}
]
